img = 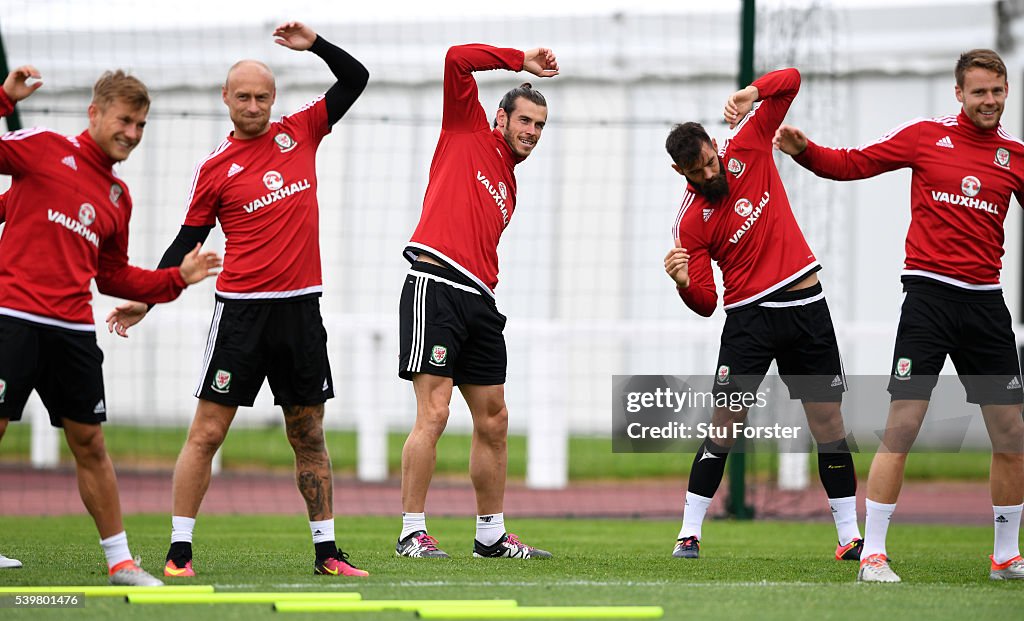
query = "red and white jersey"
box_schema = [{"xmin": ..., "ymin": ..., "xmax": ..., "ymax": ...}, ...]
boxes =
[
  {"xmin": 183, "ymin": 97, "xmax": 330, "ymax": 299},
  {"xmin": 0, "ymin": 91, "xmax": 186, "ymax": 331},
  {"xmin": 795, "ymin": 110, "xmax": 1024, "ymax": 289},
  {"xmin": 673, "ymin": 68, "xmax": 819, "ymax": 316},
  {"xmin": 404, "ymin": 44, "xmax": 527, "ymax": 296}
]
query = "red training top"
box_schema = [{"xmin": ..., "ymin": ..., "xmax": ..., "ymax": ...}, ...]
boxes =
[
  {"xmin": 183, "ymin": 97, "xmax": 330, "ymax": 300},
  {"xmin": 405, "ymin": 44, "xmax": 527, "ymax": 297},
  {"xmin": 795, "ymin": 110, "xmax": 1024, "ymax": 289},
  {"xmin": 0, "ymin": 90, "xmax": 186, "ymax": 331},
  {"xmin": 673, "ymin": 68, "xmax": 819, "ymax": 316}
]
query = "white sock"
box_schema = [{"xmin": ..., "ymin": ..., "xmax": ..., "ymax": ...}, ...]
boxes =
[
  {"xmin": 862, "ymin": 499, "xmax": 897, "ymax": 559},
  {"xmin": 993, "ymin": 503, "xmax": 1023, "ymax": 564},
  {"xmin": 678, "ymin": 492, "xmax": 713, "ymax": 540},
  {"xmin": 476, "ymin": 513, "xmax": 505, "ymax": 546},
  {"xmin": 829, "ymin": 496, "xmax": 861, "ymax": 546},
  {"xmin": 99, "ymin": 531, "xmax": 132, "ymax": 569},
  {"xmin": 171, "ymin": 516, "xmax": 196, "ymax": 544},
  {"xmin": 310, "ymin": 519, "xmax": 335, "ymax": 545},
  {"xmin": 401, "ymin": 512, "xmax": 427, "ymax": 541}
]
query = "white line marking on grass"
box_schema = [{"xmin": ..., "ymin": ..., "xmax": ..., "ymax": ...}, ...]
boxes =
[
  {"xmin": 219, "ymin": 580, "xmax": 979, "ymax": 590},
  {"xmin": 253, "ymin": 580, "xmax": 828, "ymax": 588}
]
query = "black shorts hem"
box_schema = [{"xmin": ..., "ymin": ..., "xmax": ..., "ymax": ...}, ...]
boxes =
[
  {"xmin": 453, "ymin": 376, "xmax": 506, "ymax": 387},
  {"xmin": 196, "ymin": 391, "xmax": 255, "ymax": 408}
]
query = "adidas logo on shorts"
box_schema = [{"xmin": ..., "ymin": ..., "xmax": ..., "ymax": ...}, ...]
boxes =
[
  {"xmin": 1007, "ymin": 376, "xmax": 1021, "ymax": 390},
  {"xmin": 93, "ymin": 399, "xmax": 106, "ymax": 414},
  {"xmin": 830, "ymin": 375, "xmax": 844, "ymax": 388}
]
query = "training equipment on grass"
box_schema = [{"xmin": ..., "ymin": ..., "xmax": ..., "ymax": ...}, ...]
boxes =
[
  {"xmin": 416, "ymin": 606, "xmax": 665, "ymax": 619},
  {"xmin": 274, "ymin": 599, "xmax": 519, "ymax": 612},
  {"xmin": 127, "ymin": 591, "xmax": 362, "ymax": 604},
  {"xmin": 0, "ymin": 585, "xmax": 215, "ymax": 597}
]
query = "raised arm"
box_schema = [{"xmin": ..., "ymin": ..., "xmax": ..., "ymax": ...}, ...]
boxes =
[
  {"xmin": 0, "ymin": 65, "xmax": 45, "ymax": 175},
  {"xmin": 442, "ymin": 44, "xmax": 533, "ymax": 132},
  {"xmin": 2, "ymin": 65, "xmax": 43, "ymax": 107},
  {"xmin": 273, "ymin": 22, "xmax": 369, "ymax": 127},
  {"xmin": 725, "ymin": 68, "xmax": 801, "ymax": 149},
  {"xmin": 774, "ymin": 121, "xmax": 918, "ymax": 181}
]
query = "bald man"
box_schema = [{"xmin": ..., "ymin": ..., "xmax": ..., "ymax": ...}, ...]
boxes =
[{"xmin": 115, "ymin": 21, "xmax": 370, "ymax": 578}]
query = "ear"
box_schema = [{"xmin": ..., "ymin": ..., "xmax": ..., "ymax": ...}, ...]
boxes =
[
  {"xmin": 955, "ymin": 83, "xmax": 964, "ymax": 104},
  {"xmin": 495, "ymin": 107, "xmax": 508, "ymax": 130},
  {"xmin": 87, "ymin": 102, "xmax": 99, "ymax": 127},
  {"xmin": 711, "ymin": 138, "xmax": 719, "ymax": 152},
  {"xmin": 671, "ymin": 163, "xmax": 684, "ymax": 177}
]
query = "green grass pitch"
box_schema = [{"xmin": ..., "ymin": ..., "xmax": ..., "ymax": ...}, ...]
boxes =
[
  {"xmin": 0, "ymin": 425, "xmax": 996, "ymax": 481},
  {"xmin": 0, "ymin": 515, "xmax": 1019, "ymax": 620}
]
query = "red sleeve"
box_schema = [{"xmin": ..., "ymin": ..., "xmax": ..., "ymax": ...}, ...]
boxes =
[
  {"xmin": 282, "ymin": 96, "xmax": 330, "ymax": 146},
  {"xmin": 0, "ymin": 88, "xmax": 13, "ymax": 116},
  {"xmin": 793, "ymin": 121, "xmax": 920, "ymax": 180},
  {"xmin": 0, "ymin": 90, "xmax": 31, "ymax": 176},
  {"xmin": 0, "ymin": 127, "xmax": 48, "ymax": 176},
  {"xmin": 442, "ymin": 44, "xmax": 525, "ymax": 132},
  {"xmin": 675, "ymin": 220, "xmax": 717, "ymax": 317},
  {"xmin": 732, "ymin": 68, "xmax": 801, "ymax": 150},
  {"xmin": 182, "ymin": 161, "xmax": 220, "ymax": 227},
  {"xmin": 95, "ymin": 202, "xmax": 187, "ymax": 302},
  {"xmin": 0, "ymin": 191, "xmax": 6, "ymax": 224}
]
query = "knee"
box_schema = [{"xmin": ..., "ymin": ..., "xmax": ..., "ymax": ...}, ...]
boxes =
[
  {"xmin": 65, "ymin": 426, "xmax": 108, "ymax": 465},
  {"xmin": 285, "ymin": 409, "xmax": 326, "ymax": 455},
  {"xmin": 474, "ymin": 405, "xmax": 508, "ymax": 445},
  {"xmin": 414, "ymin": 402, "xmax": 451, "ymax": 440},
  {"xmin": 186, "ymin": 421, "xmax": 228, "ymax": 457},
  {"xmin": 0, "ymin": 418, "xmax": 8, "ymax": 441}
]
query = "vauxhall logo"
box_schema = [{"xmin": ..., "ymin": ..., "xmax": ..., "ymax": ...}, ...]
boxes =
[
  {"xmin": 476, "ymin": 171, "xmax": 510, "ymax": 225},
  {"xmin": 48, "ymin": 206, "xmax": 99, "ymax": 247},
  {"xmin": 243, "ymin": 171, "xmax": 312, "ymax": 214},
  {"xmin": 929, "ymin": 175, "xmax": 1001, "ymax": 216},
  {"xmin": 728, "ymin": 191, "xmax": 770, "ymax": 244}
]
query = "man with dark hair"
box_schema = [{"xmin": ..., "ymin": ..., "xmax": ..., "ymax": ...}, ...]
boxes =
[
  {"xmin": 775, "ymin": 48, "xmax": 1024, "ymax": 582},
  {"xmin": 110, "ymin": 21, "xmax": 370, "ymax": 579},
  {"xmin": 0, "ymin": 66, "xmax": 220, "ymax": 585},
  {"xmin": 396, "ymin": 44, "xmax": 557, "ymax": 559},
  {"xmin": 663, "ymin": 68, "xmax": 861, "ymax": 562}
]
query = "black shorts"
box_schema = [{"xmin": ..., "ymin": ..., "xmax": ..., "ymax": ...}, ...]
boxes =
[
  {"xmin": 195, "ymin": 297, "xmax": 334, "ymax": 407},
  {"xmin": 398, "ymin": 261, "xmax": 507, "ymax": 386},
  {"xmin": 714, "ymin": 284, "xmax": 846, "ymax": 403},
  {"xmin": 0, "ymin": 316, "xmax": 106, "ymax": 427},
  {"xmin": 888, "ymin": 279, "xmax": 1022, "ymax": 405}
]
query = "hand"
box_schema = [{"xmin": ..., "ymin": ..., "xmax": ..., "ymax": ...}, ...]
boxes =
[
  {"xmin": 272, "ymin": 21, "xmax": 317, "ymax": 51},
  {"xmin": 522, "ymin": 48, "xmax": 559, "ymax": 78},
  {"xmin": 105, "ymin": 301, "xmax": 148, "ymax": 338},
  {"xmin": 773, "ymin": 125, "xmax": 808, "ymax": 155},
  {"xmin": 3, "ymin": 65, "xmax": 43, "ymax": 103},
  {"xmin": 723, "ymin": 85, "xmax": 758, "ymax": 129},
  {"xmin": 664, "ymin": 238, "xmax": 691, "ymax": 289},
  {"xmin": 179, "ymin": 243, "xmax": 222, "ymax": 285}
]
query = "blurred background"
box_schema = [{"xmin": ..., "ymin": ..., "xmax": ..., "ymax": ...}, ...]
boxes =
[{"xmin": 0, "ymin": 0, "xmax": 1020, "ymax": 520}]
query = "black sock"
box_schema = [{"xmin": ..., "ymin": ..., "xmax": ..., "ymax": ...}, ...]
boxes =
[
  {"xmin": 167, "ymin": 541, "xmax": 192, "ymax": 565},
  {"xmin": 686, "ymin": 438, "xmax": 731, "ymax": 498},
  {"xmin": 315, "ymin": 540, "xmax": 338, "ymax": 563},
  {"xmin": 817, "ymin": 438, "xmax": 857, "ymax": 498}
]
